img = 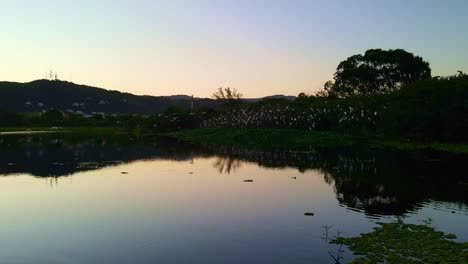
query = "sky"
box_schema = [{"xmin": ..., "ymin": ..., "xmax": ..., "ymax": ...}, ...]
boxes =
[{"xmin": 1, "ymin": 0, "xmax": 467, "ymax": 98}]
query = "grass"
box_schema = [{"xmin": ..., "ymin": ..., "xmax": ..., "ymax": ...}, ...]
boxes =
[
  {"xmin": 165, "ymin": 128, "xmax": 364, "ymax": 149},
  {"xmin": 0, "ymin": 126, "xmax": 155, "ymax": 136},
  {"xmin": 332, "ymin": 219, "xmax": 468, "ymax": 263},
  {"xmin": 0, "ymin": 127, "xmax": 54, "ymax": 132},
  {"xmin": 164, "ymin": 128, "xmax": 468, "ymax": 154},
  {"xmin": 0, "ymin": 126, "xmax": 116, "ymax": 133},
  {"xmin": 374, "ymin": 140, "xmax": 468, "ymax": 154}
]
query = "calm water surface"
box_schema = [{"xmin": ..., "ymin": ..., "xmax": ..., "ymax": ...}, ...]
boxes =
[{"xmin": 0, "ymin": 134, "xmax": 467, "ymax": 263}]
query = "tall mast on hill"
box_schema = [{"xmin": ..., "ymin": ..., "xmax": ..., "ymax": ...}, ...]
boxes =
[{"xmin": 191, "ymin": 95, "xmax": 194, "ymax": 113}]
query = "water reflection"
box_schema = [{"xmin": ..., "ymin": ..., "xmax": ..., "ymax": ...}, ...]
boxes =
[
  {"xmin": 213, "ymin": 156, "xmax": 243, "ymax": 174},
  {"xmin": 203, "ymin": 144, "xmax": 468, "ymax": 216},
  {"xmin": 0, "ymin": 134, "xmax": 195, "ymax": 177},
  {"xmin": 1, "ymin": 133, "xmax": 467, "ymax": 218}
]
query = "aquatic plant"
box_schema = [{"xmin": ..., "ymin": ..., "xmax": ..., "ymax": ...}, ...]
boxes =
[
  {"xmin": 332, "ymin": 219, "xmax": 468, "ymax": 263},
  {"xmin": 77, "ymin": 161, "xmax": 100, "ymax": 169}
]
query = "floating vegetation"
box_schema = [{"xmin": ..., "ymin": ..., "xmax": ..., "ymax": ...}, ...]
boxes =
[
  {"xmin": 105, "ymin": 160, "xmax": 124, "ymax": 164},
  {"xmin": 304, "ymin": 212, "xmax": 315, "ymax": 216},
  {"xmin": 77, "ymin": 162, "xmax": 100, "ymax": 169},
  {"xmin": 244, "ymin": 179, "xmax": 254, "ymax": 182},
  {"xmin": 332, "ymin": 218, "xmax": 468, "ymax": 263}
]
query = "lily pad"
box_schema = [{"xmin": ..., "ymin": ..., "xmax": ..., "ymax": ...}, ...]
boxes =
[{"xmin": 332, "ymin": 219, "xmax": 468, "ymax": 263}]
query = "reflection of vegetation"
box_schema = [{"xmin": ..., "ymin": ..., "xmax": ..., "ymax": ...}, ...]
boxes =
[
  {"xmin": 77, "ymin": 162, "xmax": 101, "ymax": 170},
  {"xmin": 333, "ymin": 219, "xmax": 468, "ymax": 263},
  {"xmin": 199, "ymin": 144, "xmax": 468, "ymax": 216},
  {"xmin": 2, "ymin": 133, "xmax": 468, "ymax": 218},
  {"xmin": 0, "ymin": 133, "xmax": 194, "ymax": 177},
  {"xmin": 213, "ymin": 156, "xmax": 242, "ymax": 174}
]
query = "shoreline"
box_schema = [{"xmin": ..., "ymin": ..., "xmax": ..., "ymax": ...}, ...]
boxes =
[
  {"xmin": 0, "ymin": 131, "xmax": 61, "ymax": 135},
  {"xmin": 2, "ymin": 127, "xmax": 467, "ymax": 154},
  {"xmin": 164, "ymin": 128, "xmax": 468, "ymax": 154}
]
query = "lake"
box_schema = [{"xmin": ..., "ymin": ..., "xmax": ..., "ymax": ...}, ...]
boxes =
[{"xmin": 0, "ymin": 133, "xmax": 467, "ymax": 263}]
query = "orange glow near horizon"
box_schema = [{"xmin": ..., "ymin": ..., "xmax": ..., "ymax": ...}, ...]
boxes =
[{"xmin": 1, "ymin": 1, "xmax": 467, "ymax": 97}]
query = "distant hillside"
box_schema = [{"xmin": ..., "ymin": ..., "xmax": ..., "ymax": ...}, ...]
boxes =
[
  {"xmin": 244, "ymin": 95, "xmax": 296, "ymax": 103},
  {"xmin": 166, "ymin": 95, "xmax": 194, "ymax": 100},
  {"xmin": 0, "ymin": 80, "xmax": 219, "ymax": 114},
  {"xmin": 0, "ymin": 80, "xmax": 297, "ymax": 114}
]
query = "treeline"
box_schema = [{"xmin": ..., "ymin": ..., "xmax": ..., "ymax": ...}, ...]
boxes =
[
  {"xmin": 301, "ymin": 74, "xmax": 468, "ymax": 142},
  {"xmin": 0, "ymin": 108, "xmax": 207, "ymax": 133},
  {"xmin": 1, "ymin": 49, "xmax": 467, "ymax": 143},
  {"xmin": 2, "ymin": 74, "xmax": 467, "ymax": 142},
  {"xmin": 203, "ymin": 49, "xmax": 468, "ymax": 143},
  {"xmin": 202, "ymin": 74, "xmax": 468, "ymax": 143}
]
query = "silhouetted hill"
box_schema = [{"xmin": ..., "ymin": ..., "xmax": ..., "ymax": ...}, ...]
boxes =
[
  {"xmin": 166, "ymin": 95, "xmax": 194, "ymax": 100},
  {"xmin": 0, "ymin": 80, "xmax": 297, "ymax": 114},
  {"xmin": 244, "ymin": 94, "xmax": 296, "ymax": 103},
  {"xmin": 262, "ymin": 94, "xmax": 296, "ymax": 101},
  {"xmin": 0, "ymin": 80, "xmax": 218, "ymax": 114}
]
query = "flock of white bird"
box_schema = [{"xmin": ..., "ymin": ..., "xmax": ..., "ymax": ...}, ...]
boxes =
[{"xmin": 201, "ymin": 104, "xmax": 381, "ymax": 130}]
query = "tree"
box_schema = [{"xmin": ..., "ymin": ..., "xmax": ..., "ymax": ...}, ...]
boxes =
[
  {"xmin": 324, "ymin": 49, "xmax": 431, "ymax": 97},
  {"xmin": 212, "ymin": 87, "xmax": 243, "ymax": 107},
  {"xmin": 42, "ymin": 109, "xmax": 64, "ymax": 125},
  {"xmin": 0, "ymin": 110, "xmax": 24, "ymax": 126},
  {"xmin": 164, "ymin": 106, "xmax": 188, "ymax": 115}
]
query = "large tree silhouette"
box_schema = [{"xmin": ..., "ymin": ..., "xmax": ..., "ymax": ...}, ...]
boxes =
[{"xmin": 325, "ymin": 49, "xmax": 431, "ymax": 97}]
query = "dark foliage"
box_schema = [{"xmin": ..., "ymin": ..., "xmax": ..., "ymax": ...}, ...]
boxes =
[
  {"xmin": 201, "ymin": 74, "xmax": 468, "ymax": 143},
  {"xmin": 378, "ymin": 73, "xmax": 468, "ymax": 142},
  {"xmin": 212, "ymin": 87, "xmax": 244, "ymax": 108},
  {"xmin": 325, "ymin": 49, "xmax": 431, "ymax": 97}
]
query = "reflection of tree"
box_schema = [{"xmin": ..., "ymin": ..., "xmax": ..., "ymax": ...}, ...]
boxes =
[
  {"xmin": 0, "ymin": 134, "xmax": 197, "ymax": 177},
  {"xmin": 2, "ymin": 134, "xmax": 467, "ymax": 217},
  {"xmin": 202, "ymin": 144, "xmax": 468, "ymax": 216},
  {"xmin": 213, "ymin": 156, "xmax": 242, "ymax": 174},
  {"xmin": 330, "ymin": 173, "xmax": 417, "ymax": 216}
]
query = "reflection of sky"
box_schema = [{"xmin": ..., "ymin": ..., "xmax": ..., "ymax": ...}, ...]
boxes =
[
  {"xmin": 1, "ymin": 1, "xmax": 467, "ymax": 97},
  {"xmin": 0, "ymin": 157, "xmax": 466, "ymax": 263}
]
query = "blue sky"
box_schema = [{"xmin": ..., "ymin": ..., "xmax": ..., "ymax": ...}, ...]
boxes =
[{"xmin": 1, "ymin": 0, "xmax": 467, "ymax": 97}]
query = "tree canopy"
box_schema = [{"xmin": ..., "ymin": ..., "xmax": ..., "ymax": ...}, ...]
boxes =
[
  {"xmin": 212, "ymin": 87, "xmax": 243, "ymax": 108},
  {"xmin": 325, "ymin": 49, "xmax": 431, "ymax": 97}
]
